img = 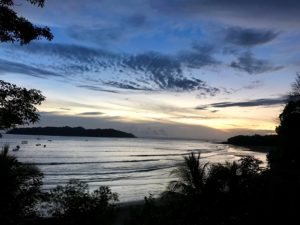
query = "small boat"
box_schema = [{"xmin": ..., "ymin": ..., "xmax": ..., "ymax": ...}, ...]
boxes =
[
  {"xmin": 48, "ymin": 140, "xmax": 52, "ymax": 142},
  {"xmin": 36, "ymin": 143, "xmax": 41, "ymax": 146},
  {"xmin": 21, "ymin": 141, "xmax": 28, "ymax": 144},
  {"xmin": 12, "ymin": 145, "xmax": 20, "ymax": 151}
]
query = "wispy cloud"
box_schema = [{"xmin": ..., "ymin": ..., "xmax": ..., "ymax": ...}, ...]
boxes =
[
  {"xmin": 149, "ymin": 0, "xmax": 300, "ymax": 27},
  {"xmin": 0, "ymin": 59, "xmax": 61, "ymax": 78},
  {"xmin": 196, "ymin": 96, "xmax": 287, "ymax": 110},
  {"xmin": 67, "ymin": 14, "xmax": 148, "ymax": 45},
  {"xmin": 224, "ymin": 27, "xmax": 279, "ymax": 46},
  {"xmin": 5, "ymin": 43, "xmax": 222, "ymax": 95},
  {"xmin": 242, "ymin": 80, "xmax": 264, "ymax": 90},
  {"xmin": 230, "ymin": 52, "xmax": 283, "ymax": 74},
  {"xmin": 77, "ymin": 85, "xmax": 120, "ymax": 93},
  {"xmin": 77, "ymin": 112, "xmax": 104, "ymax": 116}
]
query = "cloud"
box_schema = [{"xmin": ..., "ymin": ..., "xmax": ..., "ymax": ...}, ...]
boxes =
[
  {"xmin": 179, "ymin": 44, "xmax": 219, "ymax": 68},
  {"xmin": 77, "ymin": 112, "xmax": 104, "ymax": 116},
  {"xmin": 77, "ymin": 85, "xmax": 120, "ymax": 93},
  {"xmin": 242, "ymin": 80, "xmax": 264, "ymax": 90},
  {"xmin": 0, "ymin": 59, "xmax": 61, "ymax": 78},
  {"xmin": 122, "ymin": 51, "xmax": 219, "ymax": 92},
  {"xmin": 67, "ymin": 26, "xmax": 125, "ymax": 45},
  {"xmin": 224, "ymin": 27, "xmax": 279, "ymax": 46},
  {"xmin": 149, "ymin": 0, "xmax": 300, "ymax": 28},
  {"xmin": 59, "ymin": 108, "xmax": 71, "ymax": 111},
  {"xmin": 103, "ymin": 81, "xmax": 152, "ymax": 91},
  {"xmin": 6, "ymin": 43, "xmax": 221, "ymax": 95},
  {"xmin": 126, "ymin": 14, "xmax": 147, "ymax": 27},
  {"xmin": 230, "ymin": 52, "xmax": 283, "ymax": 74},
  {"xmin": 66, "ymin": 13, "xmax": 149, "ymax": 45},
  {"xmin": 196, "ymin": 96, "xmax": 287, "ymax": 110}
]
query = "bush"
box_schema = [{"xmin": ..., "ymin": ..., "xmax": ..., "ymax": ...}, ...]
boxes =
[
  {"xmin": 48, "ymin": 179, "xmax": 118, "ymax": 225},
  {"xmin": 0, "ymin": 145, "xmax": 43, "ymax": 225}
]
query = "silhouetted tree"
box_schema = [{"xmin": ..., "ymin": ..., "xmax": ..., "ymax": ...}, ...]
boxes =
[
  {"xmin": 48, "ymin": 179, "xmax": 119, "ymax": 225},
  {"xmin": 166, "ymin": 152, "xmax": 209, "ymax": 196},
  {"xmin": 268, "ymin": 74, "xmax": 300, "ymax": 169},
  {"xmin": 127, "ymin": 154, "xmax": 265, "ymax": 225},
  {"xmin": 0, "ymin": 145, "xmax": 43, "ymax": 225},
  {"xmin": 0, "ymin": 0, "xmax": 53, "ymax": 45},
  {"xmin": 290, "ymin": 72, "xmax": 300, "ymax": 99},
  {"xmin": 0, "ymin": 80, "xmax": 45, "ymax": 129}
]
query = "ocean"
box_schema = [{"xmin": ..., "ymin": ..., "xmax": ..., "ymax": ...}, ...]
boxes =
[{"xmin": 0, "ymin": 134, "xmax": 267, "ymax": 202}]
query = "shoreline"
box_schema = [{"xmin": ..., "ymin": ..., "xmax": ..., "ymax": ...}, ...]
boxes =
[{"xmin": 228, "ymin": 144, "xmax": 275, "ymax": 153}]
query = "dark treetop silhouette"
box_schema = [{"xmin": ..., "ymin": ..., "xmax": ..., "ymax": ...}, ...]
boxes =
[
  {"xmin": 0, "ymin": 80, "xmax": 45, "ymax": 129},
  {"xmin": 0, "ymin": 0, "xmax": 53, "ymax": 45},
  {"xmin": 225, "ymin": 134, "xmax": 278, "ymax": 147}
]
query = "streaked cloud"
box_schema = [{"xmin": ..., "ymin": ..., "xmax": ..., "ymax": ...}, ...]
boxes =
[
  {"xmin": 77, "ymin": 112, "xmax": 104, "ymax": 116},
  {"xmin": 224, "ymin": 27, "xmax": 279, "ymax": 46},
  {"xmin": 0, "ymin": 59, "xmax": 61, "ymax": 78},
  {"xmin": 196, "ymin": 96, "xmax": 287, "ymax": 110},
  {"xmin": 230, "ymin": 52, "xmax": 283, "ymax": 74},
  {"xmin": 3, "ymin": 43, "xmax": 222, "ymax": 95}
]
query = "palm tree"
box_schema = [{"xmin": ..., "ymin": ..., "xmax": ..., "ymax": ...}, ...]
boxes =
[{"xmin": 166, "ymin": 152, "xmax": 209, "ymax": 196}]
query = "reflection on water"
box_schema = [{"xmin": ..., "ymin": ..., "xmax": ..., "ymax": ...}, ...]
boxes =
[{"xmin": 0, "ymin": 134, "xmax": 266, "ymax": 202}]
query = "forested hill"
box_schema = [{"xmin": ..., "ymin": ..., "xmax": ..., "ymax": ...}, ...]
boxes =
[
  {"xmin": 7, "ymin": 126, "xmax": 136, "ymax": 138},
  {"xmin": 225, "ymin": 134, "xmax": 278, "ymax": 146}
]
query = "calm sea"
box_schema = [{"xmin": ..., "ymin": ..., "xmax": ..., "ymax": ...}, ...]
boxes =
[{"xmin": 0, "ymin": 134, "xmax": 267, "ymax": 202}]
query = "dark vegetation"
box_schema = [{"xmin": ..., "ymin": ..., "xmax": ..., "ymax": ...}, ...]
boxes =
[
  {"xmin": 226, "ymin": 134, "xmax": 278, "ymax": 147},
  {"xmin": 0, "ymin": 144, "xmax": 43, "ymax": 225},
  {"xmin": 0, "ymin": 146, "xmax": 119, "ymax": 225},
  {"xmin": 8, "ymin": 126, "xmax": 136, "ymax": 138},
  {"xmin": 45, "ymin": 180, "xmax": 119, "ymax": 225},
  {"xmin": 0, "ymin": 0, "xmax": 53, "ymax": 44},
  {"xmin": 0, "ymin": 80, "xmax": 45, "ymax": 130}
]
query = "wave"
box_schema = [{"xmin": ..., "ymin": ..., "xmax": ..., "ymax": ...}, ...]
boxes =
[
  {"xmin": 44, "ymin": 164, "xmax": 175, "ymax": 176},
  {"xmin": 130, "ymin": 153, "xmax": 188, "ymax": 157},
  {"xmin": 25, "ymin": 159, "xmax": 160, "ymax": 166}
]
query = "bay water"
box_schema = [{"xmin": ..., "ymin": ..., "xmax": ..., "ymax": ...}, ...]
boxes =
[{"xmin": 0, "ymin": 134, "xmax": 266, "ymax": 202}]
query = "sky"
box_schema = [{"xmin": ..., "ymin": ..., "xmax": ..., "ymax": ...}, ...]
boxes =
[{"xmin": 1, "ymin": 0, "xmax": 300, "ymax": 140}]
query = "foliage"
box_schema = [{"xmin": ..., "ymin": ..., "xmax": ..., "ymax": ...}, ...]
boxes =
[
  {"xmin": 0, "ymin": 145, "xmax": 43, "ymax": 225},
  {"xmin": 226, "ymin": 134, "xmax": 278, "ymax": 147},
  {"xmin": 0, "ymin": 80, "xmax": 45, "ymax": 129},
  {"xmin": 0, "ymin": 0, "xmax": 53, "ymax": 44},
  {"xmin": 290, "ymin": 72, "xmax": 300, "ymax": 98},
  {"xmin": 166, "ymin": 152, "xmax": 209, "ymax": 196},
  {"xmin": 126, "ymin": 153, "xmax": 300, "ymax": 225},
  {"xmin": 267, "ymin": 74, "xmax": 300, "ymax": 169},
  {"xmin": 48, "ymin": 179, "xmax": 119, "ymax": 225},
  {"xmin": 276, "ymin": 99, "xmax": 300, "ymax": 138}
]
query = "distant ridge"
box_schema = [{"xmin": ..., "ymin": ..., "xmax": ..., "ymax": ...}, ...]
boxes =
[
  {"xmin": 224, "ymin": 134, "xmax": 278, "ymax": 147},
  {"xmin": 7, "ymin": 126, "xmax": 136, "ymax": 138}
]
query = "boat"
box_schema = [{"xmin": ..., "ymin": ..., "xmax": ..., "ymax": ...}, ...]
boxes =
[
  {"xmin": 21, "ymin": 141, "xmax": 28, "ymax": 144},
  {"xmin": 36, "ymin": 143, "xmax": 41, "ymax": 146},
  {"xmin": 12, "ymin": 145, "xmax": 20, "ymax": 151}
]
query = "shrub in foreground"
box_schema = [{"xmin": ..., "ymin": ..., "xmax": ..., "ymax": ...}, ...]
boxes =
[
  {"xmin": 0, "ymin": 145, "xmax": 43, "ymax": 225},
  {"xmin": 48, "ymin": 179, "xmax": 118, "ymax": 225}
]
